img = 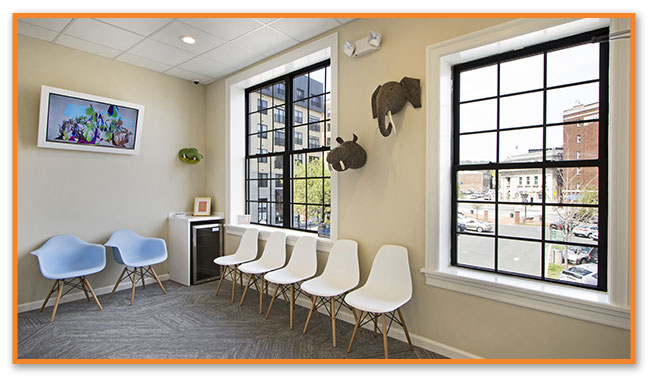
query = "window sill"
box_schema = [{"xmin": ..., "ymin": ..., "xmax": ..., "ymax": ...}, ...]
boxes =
[
  {"xmin": 420, "ymin": 266, "xmax": 630, "ymax": 330},
  {"xmin": 225, "ymin": 224, "xmax": 334, "ymax": 253}
]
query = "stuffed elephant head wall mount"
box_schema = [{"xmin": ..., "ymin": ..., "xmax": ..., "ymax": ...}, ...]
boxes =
[
  {"xmin": 371, "ymin": 77, "xmax": 421, "ymax": 137},
  {"xmin": 326, "ymin": 134, "xmax": 367, "ymax": 172}
]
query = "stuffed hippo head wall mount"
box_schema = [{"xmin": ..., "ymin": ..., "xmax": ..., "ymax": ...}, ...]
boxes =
[
  {"xmin": 326, "ymin": 134, "xmax": 367, "ymax": 172},
  {"xmin": 371, "ymin": 77, "xmax": 421, "ymax": 137}
]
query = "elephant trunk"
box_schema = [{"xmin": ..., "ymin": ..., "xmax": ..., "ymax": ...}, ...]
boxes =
[{"xmin": 378, "ymin": 112, "xmax": 393, "ymax": 137}]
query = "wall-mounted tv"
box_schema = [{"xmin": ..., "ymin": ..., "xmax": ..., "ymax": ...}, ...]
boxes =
[{"xmin": 38, "ymin": 85, "xmax": 145, "ymax": 155}]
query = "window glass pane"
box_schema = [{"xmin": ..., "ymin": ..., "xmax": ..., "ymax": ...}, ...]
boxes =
[
  {"xmin": 497, "ymin": 239, "xmax": 541, "ymax": 277},
  {"xmin": 293, "ymin": 126, "xmax": 306, "ymax": 150},
  {"xmin": 545, "ymin": 206, "xmax": 598, "ymax": 245},
  {"xmin": 500, "ymin": 54, "xmax": 543, "ymax": 95},
  {"xmin": 273, "ymin": 107, "xmax": 286, "ymax": 127},
  {"xmin": 498, "ymin": 168, "xmax": 543, "ymax": 203},
  {"xmin": 498, "ymin": 127, "xmax": 543, "ymax": 163},
  {"xmin": 292, "ymin": 153, "xmax": 306, "ymax": 178},
  {"xmin": 248, "ymin": 133, "xmax": 262, "ymax": 155},
  {"xmin": 499, "ymin": 91, "xmax": 543, "ymax": 128},
  {"xmin": 547, "ymin": 43, "xmax": 600, "ymax": 87},
  {"xmin": 459, "ymin": 64, "xmax": 497, "ymax": 102},
  {"xmin": 270, "ymin": 202, "xmax": 283, "ymax": 226},
  {"xmin": 324, "ymin": 178, "xmax": 331, "ymax": 204},
  {"xmin": 546, "ymin": 123, "xmax": 599, "ymax": 161},
  {"xmin": 248, "ymin": 113, "xmax": 261, "ymax": 134},
  {"xmin": 293, "ymin": 73, "xmax": 308, "ymax": 101},
  {"xmin": 307, "ymin": 179, "xmax": 324, "ymax": 204},
  {"xmin": 545, "ymin": 167, "xmax": 599, "ymax": 204},
  {"xmin": 273, "ymin": 82, "xmax": 285, "ymax": 106},
  {"xmin": 457, "ymin": 170, "xmax": 494, "ymax": 202},
  {"xmin": 306, "ymin": 205, "xmax": 323, "ymax": 232},
  {"xmin": 271, "ymin": 175, "xmax": 283, "ymax": 203},
  {"xmin": 249, "ymin": 201, "xmax": 259, "ymax": 222},
  {"xmin": 273, "ymin": 129, "xmax": 285, "ymax": 153},
  {"xmin": 294, "ymin": 100, "xmax": 308, "ymax": 125},
  {"xmin": 258, "ymin": 179, "xmax": 270, "ymax": 200},
  {"xmin": 309, "ymin": 67, "xmax": 326, "ymax": 96},
  {"xmin": 497, "ymin": 205, "xmax": 542, "ymax": 239},
  {"xmin": 306, "ymin": 152, "xmax": 324, "ymax": 177},
  {"xmin": 546, "ymin": 82, "xmax": 599, "ymax": 124},
  {"xmin": 459, "ymin": 99, "xmax": 497, "ymax": 133},
  {"xmin": 457, "ymin": 203, "xmax": 495, "ymax": 234},
  {"xmin": 545, "ymin": 244, "xmax": 598, "ymax": 285},
  {"xmin": 248, "ymin": 90, "xmax": 260, "ymax": 112},
  {"xmin": 293, "ymin": 204, "xmax": 306, "ymax": 230},
  {"xmin": 457, "ymin": 234, "xmax": 494, "ymax": 269},
  {"xmin": 459, "ymin": 132, "xmax": 496, "ymax": 164},
  {"xmin": 309, "ymin": 95, "xmax": 326, "ymax": 120}
]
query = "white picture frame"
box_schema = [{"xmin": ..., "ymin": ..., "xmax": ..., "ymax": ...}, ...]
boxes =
[{"xmin": 37, "ymin": 85, "xmax": 145, "ymax": 155}]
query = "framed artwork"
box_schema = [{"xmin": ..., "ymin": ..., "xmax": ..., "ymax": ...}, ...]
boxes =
[
  {"xmin": 193, "ymin": 197, "xmax": 212, "ymax": 216},
  {"xmin": 37, "ymin": 85, "xmax": 145, "ymax": 155}
]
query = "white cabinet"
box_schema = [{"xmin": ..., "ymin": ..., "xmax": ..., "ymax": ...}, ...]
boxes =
[{"xmin": 168, "ymin": 213, "xmax": 224, "ymax": 286}]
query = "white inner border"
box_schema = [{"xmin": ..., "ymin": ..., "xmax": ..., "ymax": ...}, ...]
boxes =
[
  {"xmin": 224, "ymin": 33, "xmax": 339, "ymax": 251},
  {"xmin": 422, "ymin": 18, "xmax": 631, "ymax": 330}
]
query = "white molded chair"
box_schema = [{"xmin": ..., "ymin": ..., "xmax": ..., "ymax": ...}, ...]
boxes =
[
  {"xmin": 213, "ymin": 227, "xmax": 259, "ymax": 303},
  {"xmin": 264, "ymin": 235, "xmax": 317, "ymax": 329},
  {"xmin": 238, "ymin": 231, "xmax": 287, "ymax": 314},
  {"xmin": 301, "ymin": 239, "xmax": 359, "ymax": 347},
  {"xmin": 345, "ymin": 244, "xmax": 413, "ymax": 359}
]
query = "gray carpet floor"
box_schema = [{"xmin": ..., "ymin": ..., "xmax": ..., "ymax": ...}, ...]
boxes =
[{"xmin": 17, "ymin": 279, "xmax": 447, "ymax": 360}]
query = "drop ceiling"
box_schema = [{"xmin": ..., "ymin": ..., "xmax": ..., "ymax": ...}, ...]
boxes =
[{"xmin": 17, "ymin": 17, "xmax": 354, "ymax": 85}]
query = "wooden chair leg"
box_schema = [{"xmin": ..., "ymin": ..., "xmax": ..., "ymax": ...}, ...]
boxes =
[
  {"xmin": 255, "ymin": 276, "xmax": 263, "ymax": 314},
  {"xmin": 373, "ymin": 315, "xmax": 378, "ymax": 337},
  {"xmin": 397, "ymin": 308, "xmax": 414, "ymax": 351},
  {"xmin": 82, "ymin": 277, "xmax": 102, "ymax": 310},
  {"xmin": 303, "ymin": 295, "xmax": 316, "ymax": 334},
  {"xmin": 347, "ymin": 310, "xmax": 363, "ymax": 353},
  {"xmin": 40, "ymin": 280, "xmax": 58, "ymax": 312},
  {"xmin": 289, "ymin": 284, "xmax": 295, "ymax": 328},
  {"xmin": 150, "ymin": 266, "xmax": 166, "ymax": 294},
  {"xmin": 50, "ymin": 280, "xmax": 64, "ymax": 323},
  {"xmin": 130, "ymin": 268, "xmax": 137, "ymax": 305},
  {"xmin": 109, "ymin": 267, "xmax": 127, "ymax": 299},
  {"xmin": 265, "ymin": 284, "xmax": 280, "ymax": 319},
  {"xmin": 239, "ymin": 273, "xmax": 253, "ymax": 306},
  {"xmin": 140, "ymin": 267, "xmax": 146, "ymax": 289},
  {"xmin": 331, "ymin": 296, "xmax": 336, "ymax": 347},
  {"xmin": 215, "ymin": 265, "xmax": 226, "ymax": 296},
  {"xmin": 80, "ymin": 277, "xmax": 90, "ymax": 301},
  {"xmin": 381, "ymin": 313, "xmax": 389, "ymax": 359},
  {"xmin": 231, "ymin": 267, "xmax": 237, "ymax": 303}
]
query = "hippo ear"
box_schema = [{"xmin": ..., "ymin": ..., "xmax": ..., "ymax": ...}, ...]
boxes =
[
  {"xmin": 336, "ymin": 137, "xmax": 344, "ymax": 144},
  {"xmin": 371, "ymin": 85, "xmax": 381, "ymax": 119},
  {"xmin": 400, "ymin": 77, "xmax": 421, "ymax": 108},
  {"xmin": 352, "ymin": 134, "xmax": 358, "ymax": 143}
]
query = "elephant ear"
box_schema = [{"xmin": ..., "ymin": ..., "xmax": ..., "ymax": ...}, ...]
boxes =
[
  {"xmin": 371, "ymin": 85, "xmax": 381, "ymax": 119},
  {"xmin": 400, "ymin": 77, "xmax": 422, "ymax": 109}
]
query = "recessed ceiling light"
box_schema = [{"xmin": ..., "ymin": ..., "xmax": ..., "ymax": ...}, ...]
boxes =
[{"xmin": 180, "ymin": 35, "xmax": 196, "ymax": 44}]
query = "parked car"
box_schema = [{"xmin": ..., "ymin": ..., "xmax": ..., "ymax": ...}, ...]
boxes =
[
  {"xmin": 463, "ymin": 218, "xmax": 493, "ymax": 233},
  {"xmin": 591, "ymin": 230, "xmax": 599, "ymax": 241},
  {"xmin": 559, "ymin": 263, "xmax": 598, "ymax": 285},
  {"xmin": 573, "ymin": 225, "xmax": 598, "ymax": 238},
  {"xmin": 457, "ymin": 218, "xmax": 467, "ymax": 232},
  {"xmin": 588, "ymin": 248, "xmax": 599, "ymax": 264},
  {"xmin": 565, "ymin": 246, "xmax": 598, "ymax": 265}
]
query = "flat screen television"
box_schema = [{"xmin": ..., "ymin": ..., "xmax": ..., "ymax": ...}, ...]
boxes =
[{"xmin": 37, "ymin": 85, "xmax": 145, "ymax": 155}]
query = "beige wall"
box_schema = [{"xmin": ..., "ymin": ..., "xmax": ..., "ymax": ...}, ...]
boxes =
[
  {"xmin": 17, "ymin": 35, "xmax": 207, "ymax": 304},
  {"xmin": 205, "ymin": 18, "xmax": 630, "ymax": 359}
]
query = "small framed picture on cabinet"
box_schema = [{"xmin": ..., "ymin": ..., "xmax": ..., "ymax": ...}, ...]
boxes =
[{"xmin": 193, "ymin": 197, "xmax": 211, "ymax": 216}]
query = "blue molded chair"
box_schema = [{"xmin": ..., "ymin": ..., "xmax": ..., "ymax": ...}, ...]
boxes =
[
  {"xmin": 31, "ymin": 235, "xmax": 106, "ymax": 322},
  {"xmin": 105, "ymin": 229, "xmax": 168, "ymax": 305}
]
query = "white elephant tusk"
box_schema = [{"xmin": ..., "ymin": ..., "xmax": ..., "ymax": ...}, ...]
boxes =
[
  {"xmin": 328, "ymin": 163, "xmax": 333, "ymax": 172},
  {"xmin": 388, "ymin": 110, "xmax": 397, "ymax": 136},
  {"xmin": 339, "ymin": 160, "xmax": 346, "ymax": 171}
]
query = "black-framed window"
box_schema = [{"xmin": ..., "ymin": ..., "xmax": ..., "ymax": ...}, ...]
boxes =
[
  {"xmin": 451, "ymin": 28, "xmax": 608, "ymax": 291},
  {"xmin": 258, "ymin": 124, "xmax": 268, "ymax": 138},
  {"xmin": 257, "ymin": 99, "xmax": 268, "ymax": 114},
  {"xmin": 245, "ymin": 60, "xmax": 331, "ymax": 232}
]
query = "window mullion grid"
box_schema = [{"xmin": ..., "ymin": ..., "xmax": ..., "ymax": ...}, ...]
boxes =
[
  {"xmin": 541, "ymin": 51, "xmax": 548, "ymax": 280},
  {"xmin": 494, "ymin": 62, "xmax": 500, "ymax": 273},
  {"xmin": 284, "ymin": 77, "xmax": 293, "ymax": 229},
  {"xmin": 451, "ymin": 68, "xmax": 461, "ymax": 266}
]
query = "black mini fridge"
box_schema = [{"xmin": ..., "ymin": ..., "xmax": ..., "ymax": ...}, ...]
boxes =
[{"xmin": 191, "ymin": 222, "xmax": 222, "ymax": 285}]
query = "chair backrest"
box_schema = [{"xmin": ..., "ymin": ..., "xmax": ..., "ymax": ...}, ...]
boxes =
[
  {"xmin": 256, "ymin": 231, "xmax": 287, "ymax": 269},
  {"xmin": 31, "ymin": 234, "xmax": 106, "ymax": 278},
  {"xmin": 284, "ymin": 235, "xmax": 317, "ymax": 278},
  {"xmin": 232, "ymin": 228, "xmax": 259, "ymax": 261},
  {"xmin": 320, "ymin": 239, "xmax": 359, "ymax": 290},
  {"xmin": 364, "ymin": 244, "xmax": 412, "ymax": 302},
  {"xmin": 105, "ymin": 229, "xmax": 143, "ymax": 264}
]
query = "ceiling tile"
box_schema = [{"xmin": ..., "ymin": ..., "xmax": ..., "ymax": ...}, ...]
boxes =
[
  {"xmin": 254, "ymin": 18, "xmax": 278, "ymax": 24},
  {"xmin": 127, "ymin": 38, "xmax": 195, "ymax": 66},
  {"xmin": 179, "ymin": 18, "xmax": 262, "ymax": 41},
  {"xmin": 177, "ymin": 56, "xmax": 233, "ymax": 78},
  {"xmin": 149, "ymin": 20, "xmax": 226, "ymax": 55},
  {"xmin": 164, "ymin": 67, "xmax": 211, "ymax": 83},
  {"xmin": 17, "ymin": 21, "xmax": 58, "ymax": 42},
  {"xmin": 96, "ymin": 18, "xmax": 173, "ymax": 36},
  {"xmin": 233, "ymin": 26, "xmax": 298, "ymax": 57},
  {"xmin": 55, "ymin": 34, "xmax": 122, "ymax": 59},
  {"xmin": 202, "ymin": 42, "xmax": 265, "ymax": 69},
  {"xmin": 19, "ymin": 18, "xmax": 72, "ymax": 32},
  {"xmin": 116, "ymin": 52, "xmax": 172, "ymax": 72},
  {"xmin": 64, "ymin": 18, "xmax": 144, "ymax": 51},
  {"xmin": 269, "ymin": 18, "xmax": 340, "ymax": 42},
  {"xmin": 335, "ymin": 18, "xmax": 357, "ymax": 24}
]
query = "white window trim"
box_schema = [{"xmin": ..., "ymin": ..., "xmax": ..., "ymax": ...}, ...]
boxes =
[
  {"xmin": 422, "ymin": 18, "xmax": 631, "ymax": 330},
  {"xmin": 224, "ymin": 33, "xmax": 339, "ymax": 251}
]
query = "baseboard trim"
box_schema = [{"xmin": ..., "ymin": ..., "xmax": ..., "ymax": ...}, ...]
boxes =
[{"xmin": 17, "ymin": 274, "xmax": 170, "ymax": 314}]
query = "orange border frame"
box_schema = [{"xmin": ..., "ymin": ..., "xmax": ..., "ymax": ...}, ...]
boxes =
[{"xmin": 12, "ymin": 12, "xmax": 636, "ymax": 365}]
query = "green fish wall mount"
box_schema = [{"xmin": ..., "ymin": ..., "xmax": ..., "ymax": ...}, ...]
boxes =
[{"xmin": 178, "ymin": 147, "xmax": 203, "ymax": 165}]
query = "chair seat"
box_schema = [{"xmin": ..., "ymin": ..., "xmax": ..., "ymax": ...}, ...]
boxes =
[
  {"xmin": 265, "ymin": 268, "xmax": 313, "ymax": 285},
  {"xmin": 238, "ymin": 260, "xmax": 282, "ymax": 275},
  {"xmin": 344, "ymin": 287, "xmax": 409, "ymax": 314},
  {"xmin": 124, "ymin": 253, "xmax": 166, "ymax": 268},
  {"xmin": 42, "ymin": 264, "xmax": 104, "ymax": 280},
  {"xmin": 214, "ymin": 254, "xmax": 255, "ymax": 267},
  {"xmin": 301, "ymin": 276, "xmax": 356, "ymax": 298}
]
